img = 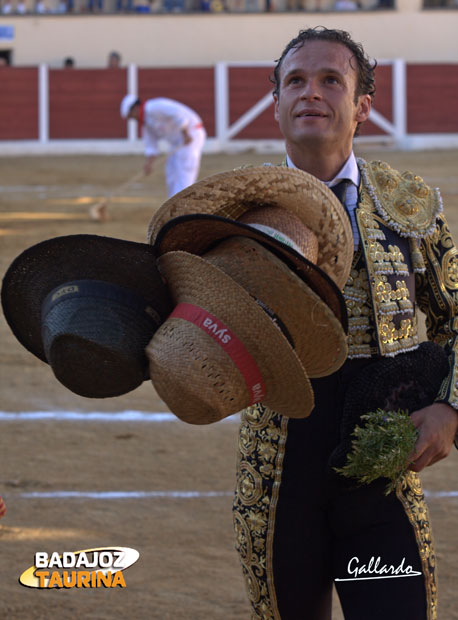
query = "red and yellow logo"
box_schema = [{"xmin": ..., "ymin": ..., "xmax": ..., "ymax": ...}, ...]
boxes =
[{"xmin": 19, "ymin": 547, "xmax": 139, "ymax": 589}]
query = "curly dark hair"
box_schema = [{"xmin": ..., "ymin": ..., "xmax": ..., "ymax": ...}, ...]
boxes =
[{"xmin": 271, "ymin": 27, "xmax": 377, "ymax": 104}]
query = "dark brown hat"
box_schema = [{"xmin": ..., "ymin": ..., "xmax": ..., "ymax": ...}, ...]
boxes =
[{"xmin": 1, "ymin": 234, "xmax": 172, "ymax": 398}]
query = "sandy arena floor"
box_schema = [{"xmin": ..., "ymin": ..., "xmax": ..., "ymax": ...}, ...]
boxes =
[{"xmin": 0, "ymin": 149, "xmax": 457, "ymax": 619}]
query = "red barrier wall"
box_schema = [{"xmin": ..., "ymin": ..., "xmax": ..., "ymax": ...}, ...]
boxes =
[
  {"xmin": 1, "ymin": 64, "xmax": 458, "ymax": 142},
  {"xmin": 49, "ymin": 68, "xmax": 127, "ymax": 139},
  {"xmin": 359, "ymin": 64, "xmax": 393, "ymax": 137},
  {"xmin": 228, "ymin": 66, "xmax": 280, "ymax": 140},
  {"xmin": 407, "ymin": 64, "xmax": 458, "ymax": 133},
  {"xmin": 0, "ymin": 67, "xmax": 38, "ymax": 140}
]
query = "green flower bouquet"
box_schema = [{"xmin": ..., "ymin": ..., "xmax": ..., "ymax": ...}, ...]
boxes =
[{"xmin": 334, "ymin": 409, "xmax": 419, "ymax": 495}]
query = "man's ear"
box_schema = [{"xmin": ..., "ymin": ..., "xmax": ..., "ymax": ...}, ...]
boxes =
[
  {"xmin": 273, "ymin": 92, "xmax": 279, "ymax": 122},
  {"xmin": 355, "ymin": 94, "xmax": 371, "ymax": 124}
]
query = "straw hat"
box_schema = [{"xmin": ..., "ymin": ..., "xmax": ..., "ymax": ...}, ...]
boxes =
[
  {"xmin": 154, "ymin": 209, "xmax": 348, "ymax": 378},
  {"xmin": 154, "ymin": 213, "xmax": 347, "ymax": 329},
  {"xmin": 1, "ymin": 235, "xmax": 172, "ymax": 398},
  {"xmin": 147, "ymin": 251, "xmax": 314, "ymax": 424},
  {"xmin": 204, "ymin": 237, "xmax": 347, "ymax": 377},
  {"xmin": 147, "ymin": 166, "xmax": 353, "ymax": 289}
]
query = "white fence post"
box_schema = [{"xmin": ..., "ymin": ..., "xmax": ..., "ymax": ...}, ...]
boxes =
[
  {"xmin": 38, "ymin": 63, "xmax": 49, "ymax": 144},
  {"xmin": 127, "ymin": 63, "xmax": 138, "ymax": 143},
  {"xmin": 215, "ymin": 62, "xmax": 229, "ymax": 150},
  {"xmin": 393, "ymin": 58, "xmax": 407, "ymax": 148}
]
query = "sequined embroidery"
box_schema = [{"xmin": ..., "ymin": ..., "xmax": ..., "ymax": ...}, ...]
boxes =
[
  {"xmin": 343, "ymin": 253, "xmax": 375, "ymax": 359},
  {"xmin": 396, "ymin": 472, "xmax": 437, "ymax": 620},
  {"xmin": 358, "ymin": 159, "xmax": 442, "ymax": 238},
  {"xmin": 233, "ymin": 404, "xmax": 287, "ymax": 620},
  {"xmin": 356, "ymin": 165, "xmax": 420, "ymax": 357},
  {"xmin": 416, "ymin": 214, "xmax": 458, "ymax": 409}
]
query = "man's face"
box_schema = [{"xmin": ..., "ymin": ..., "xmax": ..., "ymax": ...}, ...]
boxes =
[
  {"xmin": 109, "ymin": 57, "xmax": 120, "ymax": 69},
  {"xmin": 273, "ymin": 40, "xmax": 371, "ymax": 154}
]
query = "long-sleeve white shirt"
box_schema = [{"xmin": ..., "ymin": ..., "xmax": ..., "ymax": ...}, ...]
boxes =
[{"xmin": 141, "ymin": 98, "xmax": 204, "ymax": 157}]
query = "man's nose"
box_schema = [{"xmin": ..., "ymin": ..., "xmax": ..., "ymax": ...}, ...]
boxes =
[{"xmin": 300, "ymin": 79, "xmax": 321, "ymax": 99}]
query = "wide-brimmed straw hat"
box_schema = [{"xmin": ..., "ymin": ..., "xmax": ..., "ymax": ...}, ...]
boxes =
[
  {"xmin": 147, "ymin": 166, "xmax": 353, "ymax": 289},
  {"xmin": 328, "ymin": 341, "xmax": 450, "ymax": 472},
  {"xmin": 147, "ymin": 251, "xmax": 314, "ymax": 424},
  {"xmin": 1, "ymin": 235, "xmax": 172, "ymax": 398},
  {"xmin": 154, "ymin": 210, "xmax": 348, "ymax": 378}
]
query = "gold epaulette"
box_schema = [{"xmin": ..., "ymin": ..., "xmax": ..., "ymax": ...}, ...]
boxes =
[{"xmin": 358, "ymin": 159, "xmax": 443, "ymax": 239}]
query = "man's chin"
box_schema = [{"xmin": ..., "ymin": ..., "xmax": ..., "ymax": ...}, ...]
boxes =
[{"xmin": 291, "ymin": 131, "xmax": 332, "ymax": 146}]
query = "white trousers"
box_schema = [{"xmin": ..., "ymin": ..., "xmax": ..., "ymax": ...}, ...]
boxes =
[{"xmin": 165, "ymin": 127, "xmax": 206, "ymax": 198}]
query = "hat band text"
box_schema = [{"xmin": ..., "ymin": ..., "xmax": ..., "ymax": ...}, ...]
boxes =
[
  {"xmin": 245, "ymin": 223, "xmax": 304, "ymax": 257},
  {"xmin": 170, "ymin": 302, "xmax": 266, "ymax": 405}
]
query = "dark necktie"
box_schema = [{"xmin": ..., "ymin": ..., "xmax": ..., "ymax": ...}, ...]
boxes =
[
  {"xmin": 330, "ymin": 179, "xmax": 351, "ymax": 206},
  {"xmin": 330, "ymin": 179, "xmax": 359, "ymax": 250},
  {"xmin": 330, "ymin": 179, "xmax": 353, "ymax": 229}
]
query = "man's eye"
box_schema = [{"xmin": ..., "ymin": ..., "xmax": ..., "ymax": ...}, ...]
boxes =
[
  {"xmin": 325, "ymin": 76, "xmax": 339, "ymax": 84},
  {"xmin": 288, "ymin": 76, "xmax": 301, "ymax": 85}
]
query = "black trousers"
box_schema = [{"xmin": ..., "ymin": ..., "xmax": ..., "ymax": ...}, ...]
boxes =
[{"xmin": 233, "ymin": 360, "xmax": 436, "ymax": 620}]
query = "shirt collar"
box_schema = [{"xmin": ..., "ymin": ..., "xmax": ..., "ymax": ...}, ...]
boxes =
[{"xmin": 285, "ymin": 152, "xmax": 360, "ymax": 188}]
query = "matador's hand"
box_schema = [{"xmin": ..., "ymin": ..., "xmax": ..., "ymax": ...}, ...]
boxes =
[{"xmin": 408, "ymin": 402, "xmax": 458, "ymax": 472}]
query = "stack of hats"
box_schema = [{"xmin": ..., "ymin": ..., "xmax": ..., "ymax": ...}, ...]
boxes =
[
  {"xmin": 1, "ymin": 235, "xmax": 172, "ymax": 399},
  {"xmin": 146, "ymin": 166, "xmax": 353, "ymax": 423},
  {"xmin": 1, "ymin": 166, "xmax": 353, "ymax": 425}
]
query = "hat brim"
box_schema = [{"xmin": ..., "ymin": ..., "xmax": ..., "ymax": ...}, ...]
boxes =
[
  {"xmin": 1, "ymin": 234, "xmax": 171, "ymax": 363},
  {"xmin": 147, "ymin": 166, "xmax": 353, "ymax": 290},
  {"xmin": 154, "ymin": 213, "xmax": 348, "ymax": 334},
  {"xmin": 148, "ymin": 251, "xmax": 314, "ymax": 422}
]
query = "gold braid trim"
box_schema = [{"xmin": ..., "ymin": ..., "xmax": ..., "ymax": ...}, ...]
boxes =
[
  {"xmin": 395, "ymin": 472, "xmax": 437, "ymax": 620},
  {"xmin": 233, "ymin": 404, "xmax": 288, "ymax": 620},
  {"xmin": 359, "ymin": 159, "xmax": 442, "ymax": 239}
]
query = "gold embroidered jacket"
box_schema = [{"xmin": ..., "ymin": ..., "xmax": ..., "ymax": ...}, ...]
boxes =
[{"xmin": 348, "ymin": 159, "xmax": 458, "ymax": 410}]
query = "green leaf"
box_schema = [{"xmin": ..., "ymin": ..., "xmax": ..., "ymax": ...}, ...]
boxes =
[{"xmin": 334, "ymin": 409, "xmax": 419, "ymax": 495}]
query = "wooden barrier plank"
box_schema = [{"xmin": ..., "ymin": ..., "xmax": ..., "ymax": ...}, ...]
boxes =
[
  {"xmin": 0, "ymin": 67, "xmax": 38, "ymax": 140},
  {"xmin": 407, "ymin": 64, "xmax": 458, "ymax": 133},
  {"xmin": 49, "ymin": 68, "xmax": 127, "ymax": 139},
  {"xmin": 359, "ymin": 64, "xmax": 393, "ymax": 137},
  {"xmin": 228, "ymin": 66, "xmax": 279, "ymax": 139}
]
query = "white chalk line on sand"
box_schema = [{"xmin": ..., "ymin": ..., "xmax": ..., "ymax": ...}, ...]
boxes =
[
  {"xmin": 11, "ymin": 490, "xmax": 458, "ymax": 500},
  {"xmin": 424, "ymin": 490, "xmax": 458, "ymax": 498},
  {"xmin": 0, "ymin": 411, "xmax": 240, "ymax": 423},
  {"xmin": 18, "ymin": 491, "xmax": 233, "ymax": 500},
  {"xmin": 1, "ymin": 413, "xmax": 455, "ymax": 500}
]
